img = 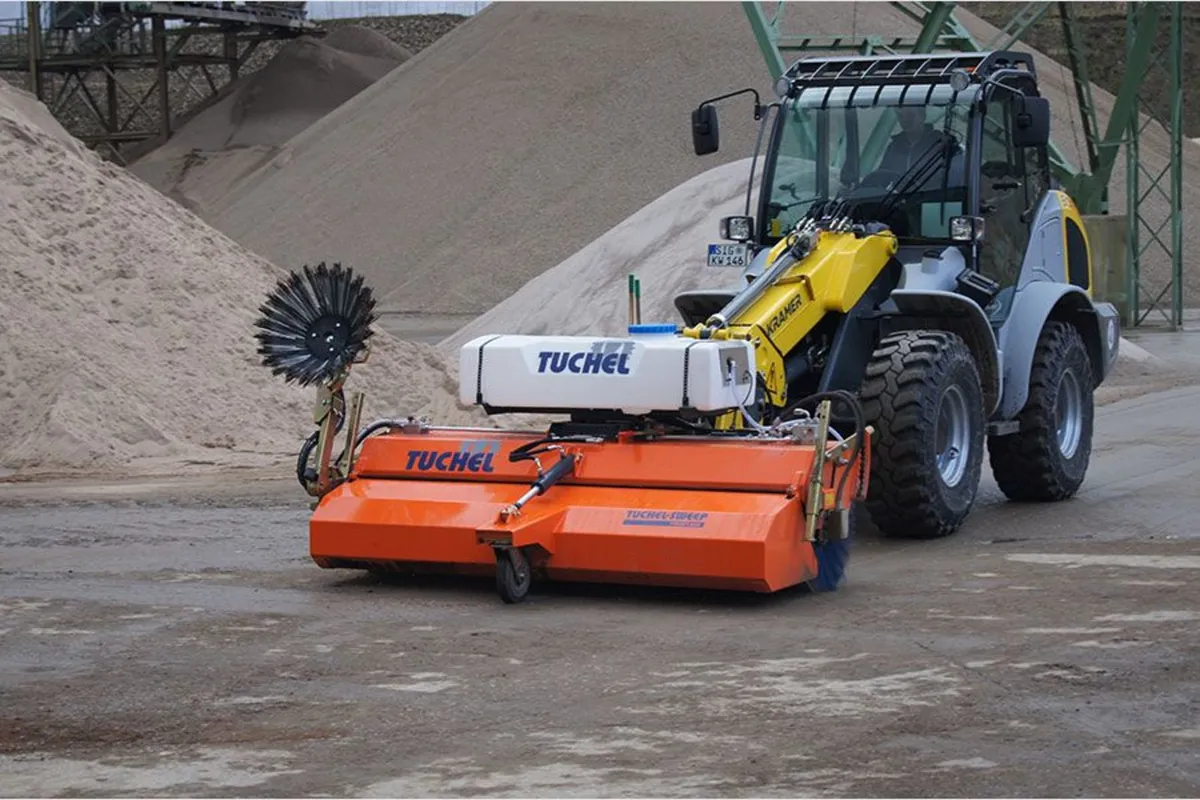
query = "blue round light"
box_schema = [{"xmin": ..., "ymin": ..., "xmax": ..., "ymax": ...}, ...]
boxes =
[{"xmin": 628, "ymin": 323, "xmax": 677, "ymax": 335}]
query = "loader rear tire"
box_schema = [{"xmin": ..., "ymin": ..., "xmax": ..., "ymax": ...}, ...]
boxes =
[
  {"xmin": 859, "ymin": 330, "xmax": 985, "ymax": 539},
  {"xmin": 988, "ymin": 321, "xmax": 1094, "ymax": 502}
]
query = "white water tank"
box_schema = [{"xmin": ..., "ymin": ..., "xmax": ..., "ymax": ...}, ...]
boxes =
[{"xmin": 459, "ymin": 327, "xmax": 756, "ymax": 415}]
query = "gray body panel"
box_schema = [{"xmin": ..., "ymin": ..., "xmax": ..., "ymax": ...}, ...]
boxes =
[
  {"xmin": 989, "ymin": 192, "xmax": 1117, "ymax": 419},
  {"xmin": 1017, "ymin": 191, "xmax": 1070, "ymax": 287},
  {"xmin": 995, "ymin": 283, "xmax": 1120, "ymax": 418}
]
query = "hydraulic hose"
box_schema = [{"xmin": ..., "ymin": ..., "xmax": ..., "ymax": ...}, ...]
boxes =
[
  {"xmin": 295, "ymin": 401, "xmax": 347, "ymax": 487},
  {"xmin": 508, "ymin": 434, "xmax": 597, "ymax": 463},
  {"xmin": 784, "ymin": 389, "xmax": 867, "ymax": 506},
  {"xmin": 296, "ymin": 415, "xmax": 401, "ymax": 488}
]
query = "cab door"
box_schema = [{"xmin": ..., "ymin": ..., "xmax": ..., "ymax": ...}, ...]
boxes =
[{"xmin": 976, "ymin": 80, "xmax": 1053, "ymax": 321}]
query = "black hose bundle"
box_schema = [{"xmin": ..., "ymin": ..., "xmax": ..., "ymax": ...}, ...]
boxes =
[
  {"xmin": 783, "ymin": 390, "xmax": 868, "ymax": 509},
  {"xmin": 295, "ymin": 416, "xmax": 415, "ymax": 487}
]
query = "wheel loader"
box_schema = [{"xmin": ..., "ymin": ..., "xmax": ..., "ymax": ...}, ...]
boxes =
[
  {"xmin": 251, "ymin": 49, "xmax": 1119, "ymax": 603},
  {"xmin": 684, "ymin": 49, "xmax": 1121, "ymax": 539}
]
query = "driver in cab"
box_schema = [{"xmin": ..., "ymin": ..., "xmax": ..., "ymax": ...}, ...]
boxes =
[{"xmin": 881, "ymin": 107, "xmax": 949, "ymax": 172}]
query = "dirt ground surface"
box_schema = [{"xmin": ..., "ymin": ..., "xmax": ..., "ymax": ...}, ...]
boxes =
[{"xmin": 2, "ymin": 381, "xmax": 1199, "ymax": 798}]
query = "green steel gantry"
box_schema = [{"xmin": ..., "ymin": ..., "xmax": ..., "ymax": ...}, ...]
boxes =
[
  {"xmin": 0, "ymin": 2, "xmax": 317, "ymax": 163},
  {"xmin": 742, "ymin": 1, "xmax": 1185, "ymax": 329}
]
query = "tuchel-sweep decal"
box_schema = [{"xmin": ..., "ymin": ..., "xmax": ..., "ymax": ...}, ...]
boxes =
[{"xmin": 622, "ymin": 510, "xmax": 709, "ymax": 528}]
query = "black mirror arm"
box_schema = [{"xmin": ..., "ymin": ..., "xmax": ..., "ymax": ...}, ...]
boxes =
[{"xmin": 695, "ymin": 87, "xmax": 766, "ymax": 120}]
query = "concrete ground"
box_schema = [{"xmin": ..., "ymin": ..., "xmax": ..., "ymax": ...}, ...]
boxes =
[{"xmin": 2, "ymin": 376, "xmax": 1200, "ymax": 796}]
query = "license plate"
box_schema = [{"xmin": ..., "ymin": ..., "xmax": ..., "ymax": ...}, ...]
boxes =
[{"xmin": 707, "ymin": 243, "xmax": 749, "ymax": 267}]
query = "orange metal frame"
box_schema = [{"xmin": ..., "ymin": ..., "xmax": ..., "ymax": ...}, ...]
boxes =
[{"xmin": 310, "ymin": 427, "xmax": 866, "ymax": 593}]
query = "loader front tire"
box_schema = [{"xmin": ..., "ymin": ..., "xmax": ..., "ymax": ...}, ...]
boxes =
[
  {"xmin": 988, "ymin": 321, "xmax": 1094, "ymax": 502},
  {"xmin": 860, "ymin": 330, "xmax": 985, "ymax": 539}
]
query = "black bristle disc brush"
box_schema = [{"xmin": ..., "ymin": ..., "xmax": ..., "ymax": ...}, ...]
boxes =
[{"xmin": 254, "ymin": 261, "xmax": 379, "ymax": 387}]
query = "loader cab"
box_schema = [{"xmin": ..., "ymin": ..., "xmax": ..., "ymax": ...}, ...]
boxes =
[
  {"xmin": 695, "ymin": 52, "xmax": 1052, "ymax": 310},
  {"xmin": 755, "ymin": 85, "xmax": 973, "ymax": 248}
]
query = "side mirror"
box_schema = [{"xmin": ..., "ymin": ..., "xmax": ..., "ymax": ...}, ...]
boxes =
[
  {"xmin": 692, "ymin": 104, "xmax": 719, "ymax": 156},
  {"xmin": 719, "ymin": 215, "xmax": 754, "ymax": 242},
  {"xmin": 950, "ymin": 215, "xmax": 986, "ymax": 242},
  {"xmin": 1011, "ymin": 95, "xmax": 1050, "ymax": 148}
]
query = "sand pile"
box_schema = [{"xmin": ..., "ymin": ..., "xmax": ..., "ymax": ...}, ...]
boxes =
[
  {"xmin": 441, "ymin": 158, "xmax": 759, "ymax": 350},
  {"xmin": 129, "ymin": 25, "xmax": 410, "ymax": 216},
  {"xmin": 0, "ymin": 80, "xmax": 479, "ymax": 480},
  {"xmin": 203, "ymin": 1, "xmax": 776, "ymax": 323}
]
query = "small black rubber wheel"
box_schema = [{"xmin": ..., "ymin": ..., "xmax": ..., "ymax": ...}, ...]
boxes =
[
  {"xmin": 859, "ymin": 330, "xmax": 985, "ymax": 539},
  {"xmin": 495, "ymin": 547, "xmax": 531, "ymax": 604},
  {"xmin": 988, "ymin": 321, "xmax": 1095, "ymax": 501}
]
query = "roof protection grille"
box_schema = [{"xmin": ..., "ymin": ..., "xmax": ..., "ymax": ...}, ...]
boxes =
[{"xmin": 783, "ymin": 50, "xmax": 1036, "ymax": 91}]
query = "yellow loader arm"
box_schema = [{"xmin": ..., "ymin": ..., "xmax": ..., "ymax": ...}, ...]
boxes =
[{"xmin": 682, "ymin": 219, "xmax": 898, "ymax": 411}]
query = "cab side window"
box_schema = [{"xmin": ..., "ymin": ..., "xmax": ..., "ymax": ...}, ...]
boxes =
[
  {"xmin": 977, "ymin": 93, "xmax": 1032, "ymax": 290},
  {"xmin": 1020, "ymin": 143, "xmax": 1050, "ymax": 215}
]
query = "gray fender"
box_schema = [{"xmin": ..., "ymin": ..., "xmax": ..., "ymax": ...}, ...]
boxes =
[
  {"xmin": 995, "ymin": 282, "xmax": 1117, "ymax": 420},
  {"xmin": 887, "ymin": 289, "xmax": 1002, "ymax": 417}
]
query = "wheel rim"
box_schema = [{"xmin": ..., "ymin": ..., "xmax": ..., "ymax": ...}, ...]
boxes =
[
  {"xmin": 935, "ymin": 384, "xmax": 971, "ymax": 488},
  {"xmin": 508, "ymin": 551, "xmax": 530, "ymax": 591},
  {"xmin": 1055, "ymin": 368, "xmax": 1083, "ymax": 459}
]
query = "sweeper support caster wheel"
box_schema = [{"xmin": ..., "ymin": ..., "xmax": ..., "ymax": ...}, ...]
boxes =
[{"xmin": 494, "ymin": 546, "xmax": 531, "ymax": 604}]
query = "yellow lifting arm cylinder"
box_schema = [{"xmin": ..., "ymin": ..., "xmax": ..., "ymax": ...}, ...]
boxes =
[{"xmin": 683, "ymin": 227, "xmax": 898, "ymax": 409}]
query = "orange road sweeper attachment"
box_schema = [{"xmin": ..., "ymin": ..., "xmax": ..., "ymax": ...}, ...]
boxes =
[{"xmin": 254, "ymin": 263, "xmax": 870, "ymax": 603}]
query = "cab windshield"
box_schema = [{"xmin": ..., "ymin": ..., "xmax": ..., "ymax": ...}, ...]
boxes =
[{"xmin": 763, "ymin": 84, "xmax": 972, "ymax": 244}]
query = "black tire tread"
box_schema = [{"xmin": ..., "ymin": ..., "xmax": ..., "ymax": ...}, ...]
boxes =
[
  {"xmin": 988, "ymin": 321, "xmax": 1094, "ymax": 502},
  {"xmin": 860, "ymin": 330, "xmax": 983, "ymax": 539},
  {"xmin": 495, "ymin": 548, "xmax": 530, "ymax": 604}
]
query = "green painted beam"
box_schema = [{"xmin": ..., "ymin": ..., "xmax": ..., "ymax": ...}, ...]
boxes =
[
  {"xmin": 912, "ymin": 0, "xmax": 956, "ymax": 51},
  {"xmin": 1058, "ymin": 3, "xmax": 1100, "ymax": 174},
  {"xmin": 742, "ymin": 0, "xmax": 787, "ymax": 80},
  {"xmin": 740, "ymin": 1, "xmax": 815, "ymax": 161},
  {"xmin": 1170, "ymin": 1, "xmax": 1182, "ymax": 327},
  {"xmin": 985, "ymin": 1, "xmax": 1052, "ymax": 52},
  {"xmin": 1123, "ymin": 1, "xmax": 1183, "ymax": 329},
  {"xmin": 1074, "ymin": 2, "xmax": 1162, "ymax": 214}
]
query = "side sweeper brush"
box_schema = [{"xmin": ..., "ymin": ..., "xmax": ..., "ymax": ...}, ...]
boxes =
[{"xmin": 254, "ymin": 264, "xmax": 870, "ymax": 604}]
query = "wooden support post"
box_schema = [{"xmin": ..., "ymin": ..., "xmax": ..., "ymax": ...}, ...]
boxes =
[
  {"xmin": 153, "ymin": 15, "xmax": 170, "ymax": 140},
  {"xmin": 106, "ymin": 72, "xmax": 118, "ymax": 133},
  {"xmin": 224, "ymin": 31, "xmax": 239, "ymax": 81},
  {"xmin": 26, "ymin": 1, "xmax": 42, "ymax": 100}
]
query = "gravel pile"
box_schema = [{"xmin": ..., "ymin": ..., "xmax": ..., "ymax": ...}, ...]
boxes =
[{"xmin": 128, "ymin": 25, "xmax": 412, "ymax": 215}]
